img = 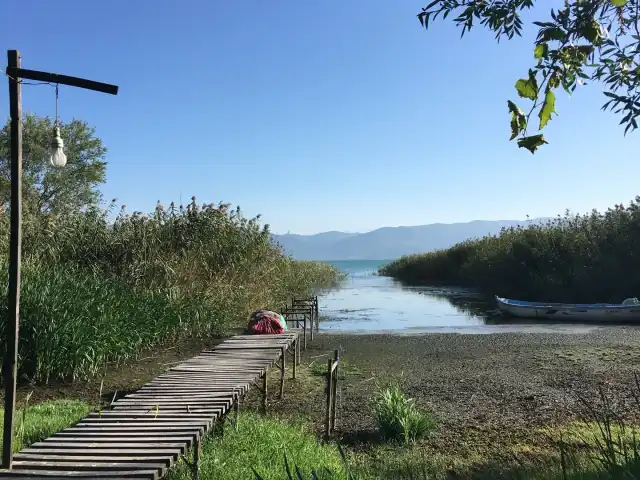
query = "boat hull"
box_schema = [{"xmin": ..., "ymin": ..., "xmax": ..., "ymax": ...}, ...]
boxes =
[{"xmin": 495, "ymin": 296, "xmax": 640, "ymax": 322}]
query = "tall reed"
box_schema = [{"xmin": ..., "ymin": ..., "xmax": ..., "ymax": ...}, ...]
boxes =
[
  {"xmin": 380, "ymin": 197, "xmax": 640, "ymax": 303},
  {"xmin": 0, "ymin": 197, "xmax": 341, "ymax": 383}
]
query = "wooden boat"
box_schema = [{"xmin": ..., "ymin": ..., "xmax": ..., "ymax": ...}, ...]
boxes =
[{"xmin": 495, "ymin": 296, "xmax": 640, "ymax": 322}]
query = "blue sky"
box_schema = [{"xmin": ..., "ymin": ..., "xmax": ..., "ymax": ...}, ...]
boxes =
[{"xmin": 2, "ymin": 0, "xmax": 638, "ymax": 235}]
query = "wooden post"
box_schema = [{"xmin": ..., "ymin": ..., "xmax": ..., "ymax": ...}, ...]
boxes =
[
  {"xmin": 193, "ymin": 435, "xmax": 201, "ymax": 480},
  {"xmin": 233, "ymin": 394, "xmax": 240, "ymax": 431},
  {"xmin": 325, "ymin": 358, "xmax": 333, "ymax": 440},
  {"xmin": 2, "ymin": 49, "xmax": 118, "ymax": 470},
  {"xmin": 279, "ymin": 346, "xmax": 286, "ymax": 398},
  {"xmin": 262, "ymin": 369, "xmax": 268, "ymax": 413},
  {"xmin": 292, "ymin": 339, "xmax": 297, "ymax": 380},
  {"xmin": 3, "ymin": 49, "xmax": 22, "ymax": 470},
  {"xmin": 331, "ymin": 350, "xmax": 339, "ymax": 433},
  {"xmin": 303, "ymin": 313, "xmax": 307, "ymax": 350}
]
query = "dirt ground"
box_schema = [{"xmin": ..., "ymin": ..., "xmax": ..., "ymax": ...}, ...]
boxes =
[{"xmin": 244, "ymin": 328, "xmax": 640, "ymax": 460}]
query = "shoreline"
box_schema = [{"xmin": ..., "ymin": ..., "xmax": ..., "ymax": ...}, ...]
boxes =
[
  {"xmin": 317, "ymin": 324, "xmax": 631, "ymax": 335},
  {"xmin": 262, "ymin": 328, "xmax": 640, "ymax": 458}
]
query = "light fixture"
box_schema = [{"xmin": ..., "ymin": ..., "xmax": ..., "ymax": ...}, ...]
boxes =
[
  {"xmin": 47, "ymin": 84, "xmax": 66, "ymax": 167},
  {"xmin": 49, "ymin": 126, "xmax": 66, "ymax": 167}
]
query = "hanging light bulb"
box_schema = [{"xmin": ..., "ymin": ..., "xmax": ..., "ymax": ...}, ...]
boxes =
[
  {"xmin": 49, "ymin": 126, "xmax": 67, "ymax": 167},
  {"xmin": 47, "ymin": 83, "xmax": 66, "ymax": 167}
]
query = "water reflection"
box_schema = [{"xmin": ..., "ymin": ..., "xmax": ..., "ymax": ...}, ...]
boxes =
[{"xmin": 319, "ymin": 261, "xmax": 628, "ymax": 333}]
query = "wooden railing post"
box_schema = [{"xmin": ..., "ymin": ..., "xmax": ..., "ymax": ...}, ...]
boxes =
[
  {"xmin": 331, "ymin": 349, "xmax": 339, "ymax": 433},
  {"xmin": 262, "ymin": 369, "xmax": 268, "ymax": 413},
  {"xmin": 324, "ymin": 357, "xmax": 333, "ymax": 440},
  {"xmin": 325, "ymin": 348, "xmax": 340, "ymax": 440}
]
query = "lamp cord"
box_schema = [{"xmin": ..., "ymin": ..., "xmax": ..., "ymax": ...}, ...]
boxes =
[{"xmin": 55, "ymin": 84, "xmax": 59, "ymax": 127}]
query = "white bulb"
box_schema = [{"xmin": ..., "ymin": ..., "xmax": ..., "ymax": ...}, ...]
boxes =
[{"xmin": 48, "ymin": 126, "xmax": 67, "ymax": 168}]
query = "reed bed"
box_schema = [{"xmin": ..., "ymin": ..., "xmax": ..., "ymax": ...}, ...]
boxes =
[
  {"xmin": 0, "ymin": 197, "xmax": 341, "ymax": 383},
  {"xmin": 380, "ymin": 197, "xmax": 640, "ymax": 303}
]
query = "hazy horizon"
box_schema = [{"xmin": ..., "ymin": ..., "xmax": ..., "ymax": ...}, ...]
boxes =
[{"xmin": 272, "ymin": 216, "xmax": 549, "ymax": 236}]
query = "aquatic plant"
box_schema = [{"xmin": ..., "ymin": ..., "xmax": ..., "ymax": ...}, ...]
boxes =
[{"xmin": 380, "ymin": 197, "xmax": 640, "ymax": 303}]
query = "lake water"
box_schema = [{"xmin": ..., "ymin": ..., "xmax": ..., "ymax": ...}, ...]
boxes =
[{"xmin": 319, "ymin": 260, "xmax": 599, "ymax": 334}]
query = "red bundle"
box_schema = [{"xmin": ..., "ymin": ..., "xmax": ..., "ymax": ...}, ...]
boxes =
[{"xmin": 248, "ymin": 309, "xmax": 285, "ymax": 335}]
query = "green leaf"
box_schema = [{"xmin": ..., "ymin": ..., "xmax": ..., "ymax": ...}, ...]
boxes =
[
  {"xmin": 539, "ymin": 27, "xmax": 567, "ymax": 42},
  {"xmin": 538, "ymin": 90, "xmax": 556, "ymax": 129},
  {"xmin": 581, "ymin": 21, "xmax": 602, "ymax": 43},
  {"xmin": 534, "ymin": 43, "xmax": 548, "ymax": 59},
  {"xmin": 507, "ymin": 101, "xmax": 527, "ymax": 140},
  {"xmin": 517, "ymin": 134, "xmax": 548, "ymax": 153},
  {"xmin": 515, "ymin": 74, "xmax": 539, "ymax": 100},
  {"xmin": 611, "ymin": 0, "xmax": 626, "ymax": 6}
]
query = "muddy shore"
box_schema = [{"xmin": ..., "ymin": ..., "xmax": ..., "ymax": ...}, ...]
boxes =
[{"xmin": 258, "ymin": 327, "xmax": 640, "ymax": 458}]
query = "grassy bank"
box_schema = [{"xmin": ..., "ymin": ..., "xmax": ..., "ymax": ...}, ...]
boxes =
[
  {"xmin": 0, "ymin": 198, "xmax": 342, "ymax": 383},
  {"xmin": 380, "ymin": 197, "xmax": 640, "ymax": 302}
]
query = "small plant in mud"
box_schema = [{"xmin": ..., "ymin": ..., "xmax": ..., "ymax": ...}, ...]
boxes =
[{"xmin": 370, "ymin": 385, "xmax": 436, "ymax": 443}]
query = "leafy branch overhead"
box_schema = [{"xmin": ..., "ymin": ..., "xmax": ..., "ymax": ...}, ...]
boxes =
[{"xmin": 418, "ymin": 0, "xmax": 640, "ymax": 153}]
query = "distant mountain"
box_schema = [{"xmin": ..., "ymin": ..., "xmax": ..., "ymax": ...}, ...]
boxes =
[{"xmin": 272, "ymin": 219, "xmax": 540, "ymax": 261}]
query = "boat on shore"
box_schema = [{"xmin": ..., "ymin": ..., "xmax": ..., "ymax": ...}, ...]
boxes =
[{"xmin": 495, "ymin": 296, "xmax": 640, "ymax": 322}]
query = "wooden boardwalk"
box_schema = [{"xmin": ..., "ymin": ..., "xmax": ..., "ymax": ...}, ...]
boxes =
[{"xmin": 0, "ymin": 326, "xmax": 307, "ymax": 479}]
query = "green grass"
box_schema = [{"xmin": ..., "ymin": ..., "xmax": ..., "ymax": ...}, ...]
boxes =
[
  {"xmin": 380, "ymin": 196, "xmax": 640, "ymax": 303},
  {"xmin": 4, "ymin": 398, "xmax": 640, "ymax": 480},
  {"xmin": 0, "ymin": 398, "xmax": 91, "ymax": 453},
  {"xmin": 370, "ymin": 385, "xmax": 436, "ymax": 443},
  {"xmin": 166, "ymin": 413, "xmax": 348, "ymax": 480}
]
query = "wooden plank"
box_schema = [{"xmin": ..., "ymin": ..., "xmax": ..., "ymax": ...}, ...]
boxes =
[
  {"xmin": 11, "ymin": 461, "xmax": 167, "ymax": 471},
  {"xmin": 86, "ymin": 411, "xmax": 220, "ymax": 418},
  {"xmin": 76, "ymin": 421, "xmax": 209, "ymax": 428},
  {"xmin": 32, "ymin": 441, "xmax": 185, "ymax": 448},
  {"xmin": 143, "ymin": 380, "xmax": 249, "ymax": 386},
  {"xmin": 137, "ymin": 387, "xmax": 243, "ymax": 393},
  {"xmin": 22, "ymin": 448, "xmax": 180, "ymax": 457},
  {"xmin": 14, "ymin": 454, "xmax": 172, "ymax": 466},
  {"xmin": 123, "ymin": 392, "xmax": 233, "ymax": 399},
  {"xmin": 15, "ymin": 454, "xmax": 172, "ymax": 464},
  {"xmin": 147, "ymin": 376, "xmax": 254, "ymax": 381},
  {"xmin": 0, "ymin": 469, "xmax": 158, "ymax": 478},
  {"xmin": 111, "ymin": 405, "xmax": 227, "ymax": 413},
  {"xmin": 36, "ymin": 437, "xmax": 195, "ymax": 444},
  {"xmin": 153, "ymin": 370, "xmax": 260, "ymax": 375},
  {"xmin": 55, "ymin": 429, "xmax": 201, "ymax": 436},
  {"xmin": 90, "ymin": 407, "xmax": 222, "ymax": 414},
  {"xmin": 146, "ymin": 375, "xmax": 253, "ymax": 379},
  {"xmin": 110, "ymin": 400, "xmax": 231, "ymax": 407}
]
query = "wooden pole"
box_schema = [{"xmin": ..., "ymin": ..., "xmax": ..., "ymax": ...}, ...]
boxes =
[
  {"xmin": 331, "ymin": 350, "xmax": 339, "ymax": 433},
  {"xmin": 279, "ymin": 346, "xmax": 286, "ymax": 398},
  {"xmin": 324, "ymin": 358, "xmax": 332, "ymax": 440},
  {"xmin": 262, "ymin": 369, "xmax": 268, "ymax": 413},
  {"xmin": 291, "ymin": 339, "xmax": 297, "ymax": 380},
  {"xmin": 2, "ymin": 50, "xmax": 118, "ymax": 470},
  {"xmin": 303, "ymin": 313, "xmax": 307, "ymax": 350},
  {"xmin": 193, "ymin": 435, "xmax": 200, "ymax": 480},
  {"xmin": 2, "ymin": 49, "xmax": 22, "ymax": 470}
]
